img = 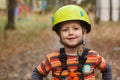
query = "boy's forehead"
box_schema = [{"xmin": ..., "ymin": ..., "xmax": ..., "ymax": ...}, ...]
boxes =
[{"xmin": 60, "ymin": 20, "xmax": 81, "ymax": 26}]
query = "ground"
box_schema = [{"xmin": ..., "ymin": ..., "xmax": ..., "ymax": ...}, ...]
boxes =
[{"xmin": 0, "ymin": 13, "xmax": 120, "ymax": 80}]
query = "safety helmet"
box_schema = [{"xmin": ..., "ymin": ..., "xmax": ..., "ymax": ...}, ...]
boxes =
[{"xmin": 52, "ymin": 5, "xmax": 91, "ymax": 33}]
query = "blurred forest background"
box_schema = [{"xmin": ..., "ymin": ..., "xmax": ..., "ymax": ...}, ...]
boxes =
[{"xmin": 0, "ymin": 0, "xmax": 120, "ymax": 80}]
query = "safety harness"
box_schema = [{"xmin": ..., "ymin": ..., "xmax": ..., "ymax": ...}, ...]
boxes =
[{"xmin": 58, "ymin": 48, "xmax": 90, "ymax": 80}]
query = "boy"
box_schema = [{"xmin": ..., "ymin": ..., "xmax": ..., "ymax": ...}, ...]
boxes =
[{"xmin": 32, "ymin": 5, "xmax": 112, "ymax": 80}]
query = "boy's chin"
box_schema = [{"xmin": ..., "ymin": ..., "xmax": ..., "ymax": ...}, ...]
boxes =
[
  {"xmin": 64, "ymin": 43, "xmax": 82, "ymax": 48},
  {"xmin": 60, "ymin": 40, "xmax": 83, "ymax": 48}
]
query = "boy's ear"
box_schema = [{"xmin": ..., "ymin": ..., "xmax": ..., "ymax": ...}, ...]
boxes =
[
  {"xmin": 82, "ymin": 33, "xmax": 86, "ymax": 45},
  {"xmin": 83, "ymin": 30, "xmax": 87, "ymax": 39},
  {"xmin": 83, "ymin": 33, "xmax": 86, "ymax": 39},
  {"xmin": 83, "ymin": 28, "xmax": 87, "ymax": 35},
  {"xmin": 84, "ymin": 30, "xmax": 87, "ymax": 34}
]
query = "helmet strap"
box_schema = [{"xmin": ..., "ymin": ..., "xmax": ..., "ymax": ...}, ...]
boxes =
[{"xmin": 81, "ymin": 34, "xmax": 86, "ymax": 45}]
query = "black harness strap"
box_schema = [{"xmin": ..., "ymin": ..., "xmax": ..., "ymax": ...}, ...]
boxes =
[
  {"xmin": 77, "ymin": 48, "xmax": 90, "ymax": 80},
  {"xmin": 59, "ymin": 48, "xmax": 68, "ymax": 79},
  {"xmin": 77, "ymin": 48, "xmax": 90, "ymax": 72}
]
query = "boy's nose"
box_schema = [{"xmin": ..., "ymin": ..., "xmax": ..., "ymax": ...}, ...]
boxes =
[{"xmin": 68, "ymin": 28, "xmax": 74, "ymax": 35}]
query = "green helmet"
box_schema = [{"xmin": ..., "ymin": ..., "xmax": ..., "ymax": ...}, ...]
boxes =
[{"xmin": 52, "ymin": 5, "xmax": 91, "ymax": 33}]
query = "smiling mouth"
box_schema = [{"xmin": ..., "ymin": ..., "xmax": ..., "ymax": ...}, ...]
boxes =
[
  {"xmin": 67, "ymin": 37, "xmax": 77, "ymax": 40},
  {"xmin": 68, "ymin": 37, "xmax": 75, "ymax": 39}
]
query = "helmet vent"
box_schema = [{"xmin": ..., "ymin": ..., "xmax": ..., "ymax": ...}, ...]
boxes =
[
  {"xmin": 80, "ymin": 10, "xmax": 84, "ymax": 17},
  {"xmin": 52, "ymin": 16, "xmax": 54, "ymax": 24}
]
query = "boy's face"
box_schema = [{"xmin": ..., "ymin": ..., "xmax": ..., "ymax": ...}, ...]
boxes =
[{"xmin": 60, "ymin": 20, "xmax": 84, "ymax": 48}]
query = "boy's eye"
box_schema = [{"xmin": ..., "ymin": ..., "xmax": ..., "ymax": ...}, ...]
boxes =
[
  {"xmin": 62, "ymin": 28, "xmax": 68, "ymax": 31},
  {"xmin": 74, "ymin": 27, "xmax": 80, "ymax": 30}
]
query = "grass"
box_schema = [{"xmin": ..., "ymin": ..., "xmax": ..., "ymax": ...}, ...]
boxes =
[
  {"xmin": 15, "ymin": 15, "xmax": 49, "ymax": 42},
  {"xmin": 0, "ymin": 16, "xmax": 7, "ymax": 36},
  {"xmin": 0, "ymin": 14, "xmax": 51, "ymax": 42}
]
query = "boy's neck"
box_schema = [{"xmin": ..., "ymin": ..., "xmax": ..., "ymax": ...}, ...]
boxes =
[{"xmin": 64, "ymin": 46, "xmax": 82, "ymax": 54}]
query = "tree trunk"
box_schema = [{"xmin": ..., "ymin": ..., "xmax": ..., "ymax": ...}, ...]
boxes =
[
  {"xmin": 95, "ymin": 0, "xmax": 100, "ymax": 24},
  {"xmin": 5, "ymin": 0, "xmax": 15, "ymax": 30},
  {"xmin": 119, "ymin": 0, "xmax": 120, "ymax": 21},
  {"xmin": 109, "ymin": 0, "xmax": 112, "ymax": 21},
  {"xmin": 55, "ymin": 0, "xmax": 59, "ymax": 8}
]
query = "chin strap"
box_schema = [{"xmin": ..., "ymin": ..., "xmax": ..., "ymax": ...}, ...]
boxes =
[
  {"xmin": 81, "ymin": 33, "xmax": 86, "ymax": 45},
  {"xmin": 81, "ymin": 39, "xmax": 85, "ymax": 45}
]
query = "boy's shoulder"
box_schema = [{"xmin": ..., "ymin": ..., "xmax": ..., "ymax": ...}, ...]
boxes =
[
  {"xmin": 88, "ymin": 49, "xmax": 99, "ymax": 55},
  {"xmin": 46, "ymin": 51, "xmax": 60, "ymax": 58}
]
